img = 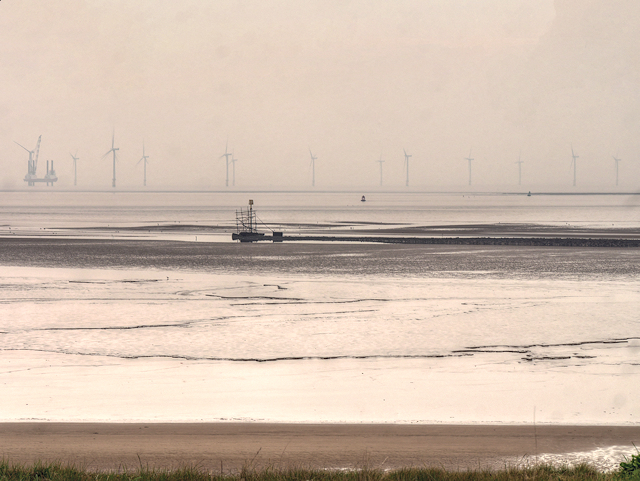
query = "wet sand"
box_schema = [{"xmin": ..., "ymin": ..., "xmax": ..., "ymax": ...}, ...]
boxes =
[
  {"xmin": 1, "ymin": 423, "xmax": 639, "ymax": 472},
  {"xmin": 5, "ymin": 221, "xmax": 640, "ymax": 240},
  {"xmin": 1, "ymin": 236, "xmax": 639, "ymax": 278}
]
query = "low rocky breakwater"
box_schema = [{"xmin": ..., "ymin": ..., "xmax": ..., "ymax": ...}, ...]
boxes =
[{"xmin": 233, "ymin": 233, "xmax": 640, "ymax": 247}]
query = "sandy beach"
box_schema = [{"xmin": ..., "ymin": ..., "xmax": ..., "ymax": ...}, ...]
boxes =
[{"xmin": 1, "ymin": 423, "xmax": 639, "ymax": 472}]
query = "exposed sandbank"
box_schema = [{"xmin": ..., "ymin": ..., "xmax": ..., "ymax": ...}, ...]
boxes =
[{"xmin": 1, "ymin": 423, "xmax": 639, "ymax": 472}]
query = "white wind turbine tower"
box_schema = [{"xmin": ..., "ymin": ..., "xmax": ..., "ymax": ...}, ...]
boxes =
[
  {"xmin": 70, "ymin": 151, "xmax": 79, "ymax": 186},
  {"xmin": 308, "ymin": 148, "xmax": 317, "ymax": 187},
  {"xmin": 220, "ymin": 140, "xmax": 232, "ymax": 187},
  {"xmin": 570, "ymin": 146, "xmax": 579, "ymax": 186},
  {"xmin": 613, "ymin": 153, "xmax": 621, "ymax": 186},
  {"xmin": 102, "ymin": 130, "xmax": 119, "ymax": 188},
  {"xmin": 376, "ymin": 154, "xmax": 385, "ymax": 186},
  {"xmin": 137, "ymin": 142, "xmax": 150, "ymax": 187},
  {"xmin": 231, "ymin": 151, "xmax": 237, "ymax": 186},
  {"xmin": 465, "ymin": 148, "xmax": 473, "ymax": 186},
  {"xmin": 515, "ymin": 151, "xmax": 524, "ymax": 186},
  {"xmin": 403, "ymin": 148, "xmax": 412, "ymax": 187}
]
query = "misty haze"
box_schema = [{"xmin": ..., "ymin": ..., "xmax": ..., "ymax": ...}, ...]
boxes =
[{"xmin": 2, "ymin": 1, "xmax": 640, "ymax": 191}]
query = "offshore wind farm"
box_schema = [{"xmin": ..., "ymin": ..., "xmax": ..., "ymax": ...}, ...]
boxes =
[
  {"xmin": 10, "ymin": 132, "xmax": 636, "ymax": 192},
  {"xmin": 2, "ymin": 2, "xmax": 640, "ymax": 192}
]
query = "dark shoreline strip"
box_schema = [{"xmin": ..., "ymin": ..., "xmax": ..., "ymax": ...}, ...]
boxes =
[{"xmin": 232, "ymin": 234, "xmax": 640, "ymax": 247}]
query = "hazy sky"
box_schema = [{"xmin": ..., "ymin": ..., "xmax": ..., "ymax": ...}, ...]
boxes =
[{"xmin": 1, "ymin": 0, "xmax": 639, "ymax": 190}]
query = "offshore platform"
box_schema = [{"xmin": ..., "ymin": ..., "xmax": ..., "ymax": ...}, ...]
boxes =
[
  {"xmin": 15, "ymin": 135, "xmax": 58, "ymax": 186},
  {"xmin": 232, "ymin": 200, "xmax": 284, "ymax": 242},
  {"xmin": 233, "ymin": 199, "xmax": 266, "ymax": 242}
]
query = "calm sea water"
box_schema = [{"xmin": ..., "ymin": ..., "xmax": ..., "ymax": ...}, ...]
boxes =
[
  {"xmin": 1, "ymin": 191, "xmax": 640, "ymax": 230},
  {"xmin": 0, "ymin": 191, "xmax": 639, "ymax": 434}
]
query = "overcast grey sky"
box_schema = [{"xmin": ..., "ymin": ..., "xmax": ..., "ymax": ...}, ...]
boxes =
[{"xmin": 1, "ymin": 0, "xmax": 639, "ymax": 190}]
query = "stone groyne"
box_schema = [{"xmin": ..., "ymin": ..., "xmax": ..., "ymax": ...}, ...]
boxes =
[{"xmin": 232, "ymin": 233, "xmax": 640, "ymax": 247}]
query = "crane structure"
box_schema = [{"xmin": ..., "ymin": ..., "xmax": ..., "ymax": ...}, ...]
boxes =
[{"xmin": 16, "ymin": 135, "xmax": 58, "ymax": 186}]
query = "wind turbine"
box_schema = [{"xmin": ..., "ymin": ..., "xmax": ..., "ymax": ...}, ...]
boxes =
[
  {"xmin": 220, "ymin": 140, "xmax": 232, "ymax": 187},
  {"xmin": 465, "ymin": 148, "xmax": 473, "ymax": 186},
  {"xmin": 308, "ymin": 148, "xmax": 317, "ymax": 187},
  {"xmin": 15, "ymin": 135, "xmax": 41, "ymax": 186},
  {"xmin": 403, "ymin": 148, "xmax": 412, "ymax": 187},
  {"xmin": 376, "ymin": 154, "xmax": 385, "ymax": 186},
  {"xmin": 613, "ymin": 153, "xmax": 621, "ymax": 186},
  {"xmin": 231, "ymin": 151, "xmax": 237, "ymax": 186},
  {"xmin": 70, "ymin": 151, "xmax": 79, "ymax": 186},
  {"xmin": 570, "ymin": 146, "xmax": 578, "ymax": 187},
  {"xmin": 515, "ymin": 151, "xmax": 524, "ymax": 186},
  {"xmin": 137, "ymin": 142, "xmax": 149, "ymax": 187},
  {"xmin": 102, "ymin": 130, "xmax": 119, "ymax": 188}
]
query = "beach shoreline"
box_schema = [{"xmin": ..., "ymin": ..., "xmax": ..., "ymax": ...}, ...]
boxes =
[{"xmin": 1, "ymin": 423, "xmax": 639, "ymax": 472}]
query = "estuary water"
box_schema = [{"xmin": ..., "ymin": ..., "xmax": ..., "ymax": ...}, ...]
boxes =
[{"xmin": 0, "ymin": 191, "xmax": 639, "ymax": 432}]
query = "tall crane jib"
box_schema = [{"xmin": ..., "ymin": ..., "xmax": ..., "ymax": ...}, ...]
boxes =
[
  {"xmin": 33, "ymin": 135, "xmax": 41, "ymax": 176},
  {"xmin": 17, "ymin": 135, "xmax": 58, "ymax": 186}
]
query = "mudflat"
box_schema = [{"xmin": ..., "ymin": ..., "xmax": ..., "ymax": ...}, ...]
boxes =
[{"xmin": 0, "ymin": 423, "xmax": 639, "ymax": 472}]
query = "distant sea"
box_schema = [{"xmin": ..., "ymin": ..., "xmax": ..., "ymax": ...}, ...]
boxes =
[{"xmin": 2, "ymin": 190, "xmax": 640, "ymax": 232}]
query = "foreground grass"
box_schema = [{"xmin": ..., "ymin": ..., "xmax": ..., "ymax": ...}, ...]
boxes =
[{"xmin": 0, "ymin": 462, "xmax": 639, "ymax": 481}]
